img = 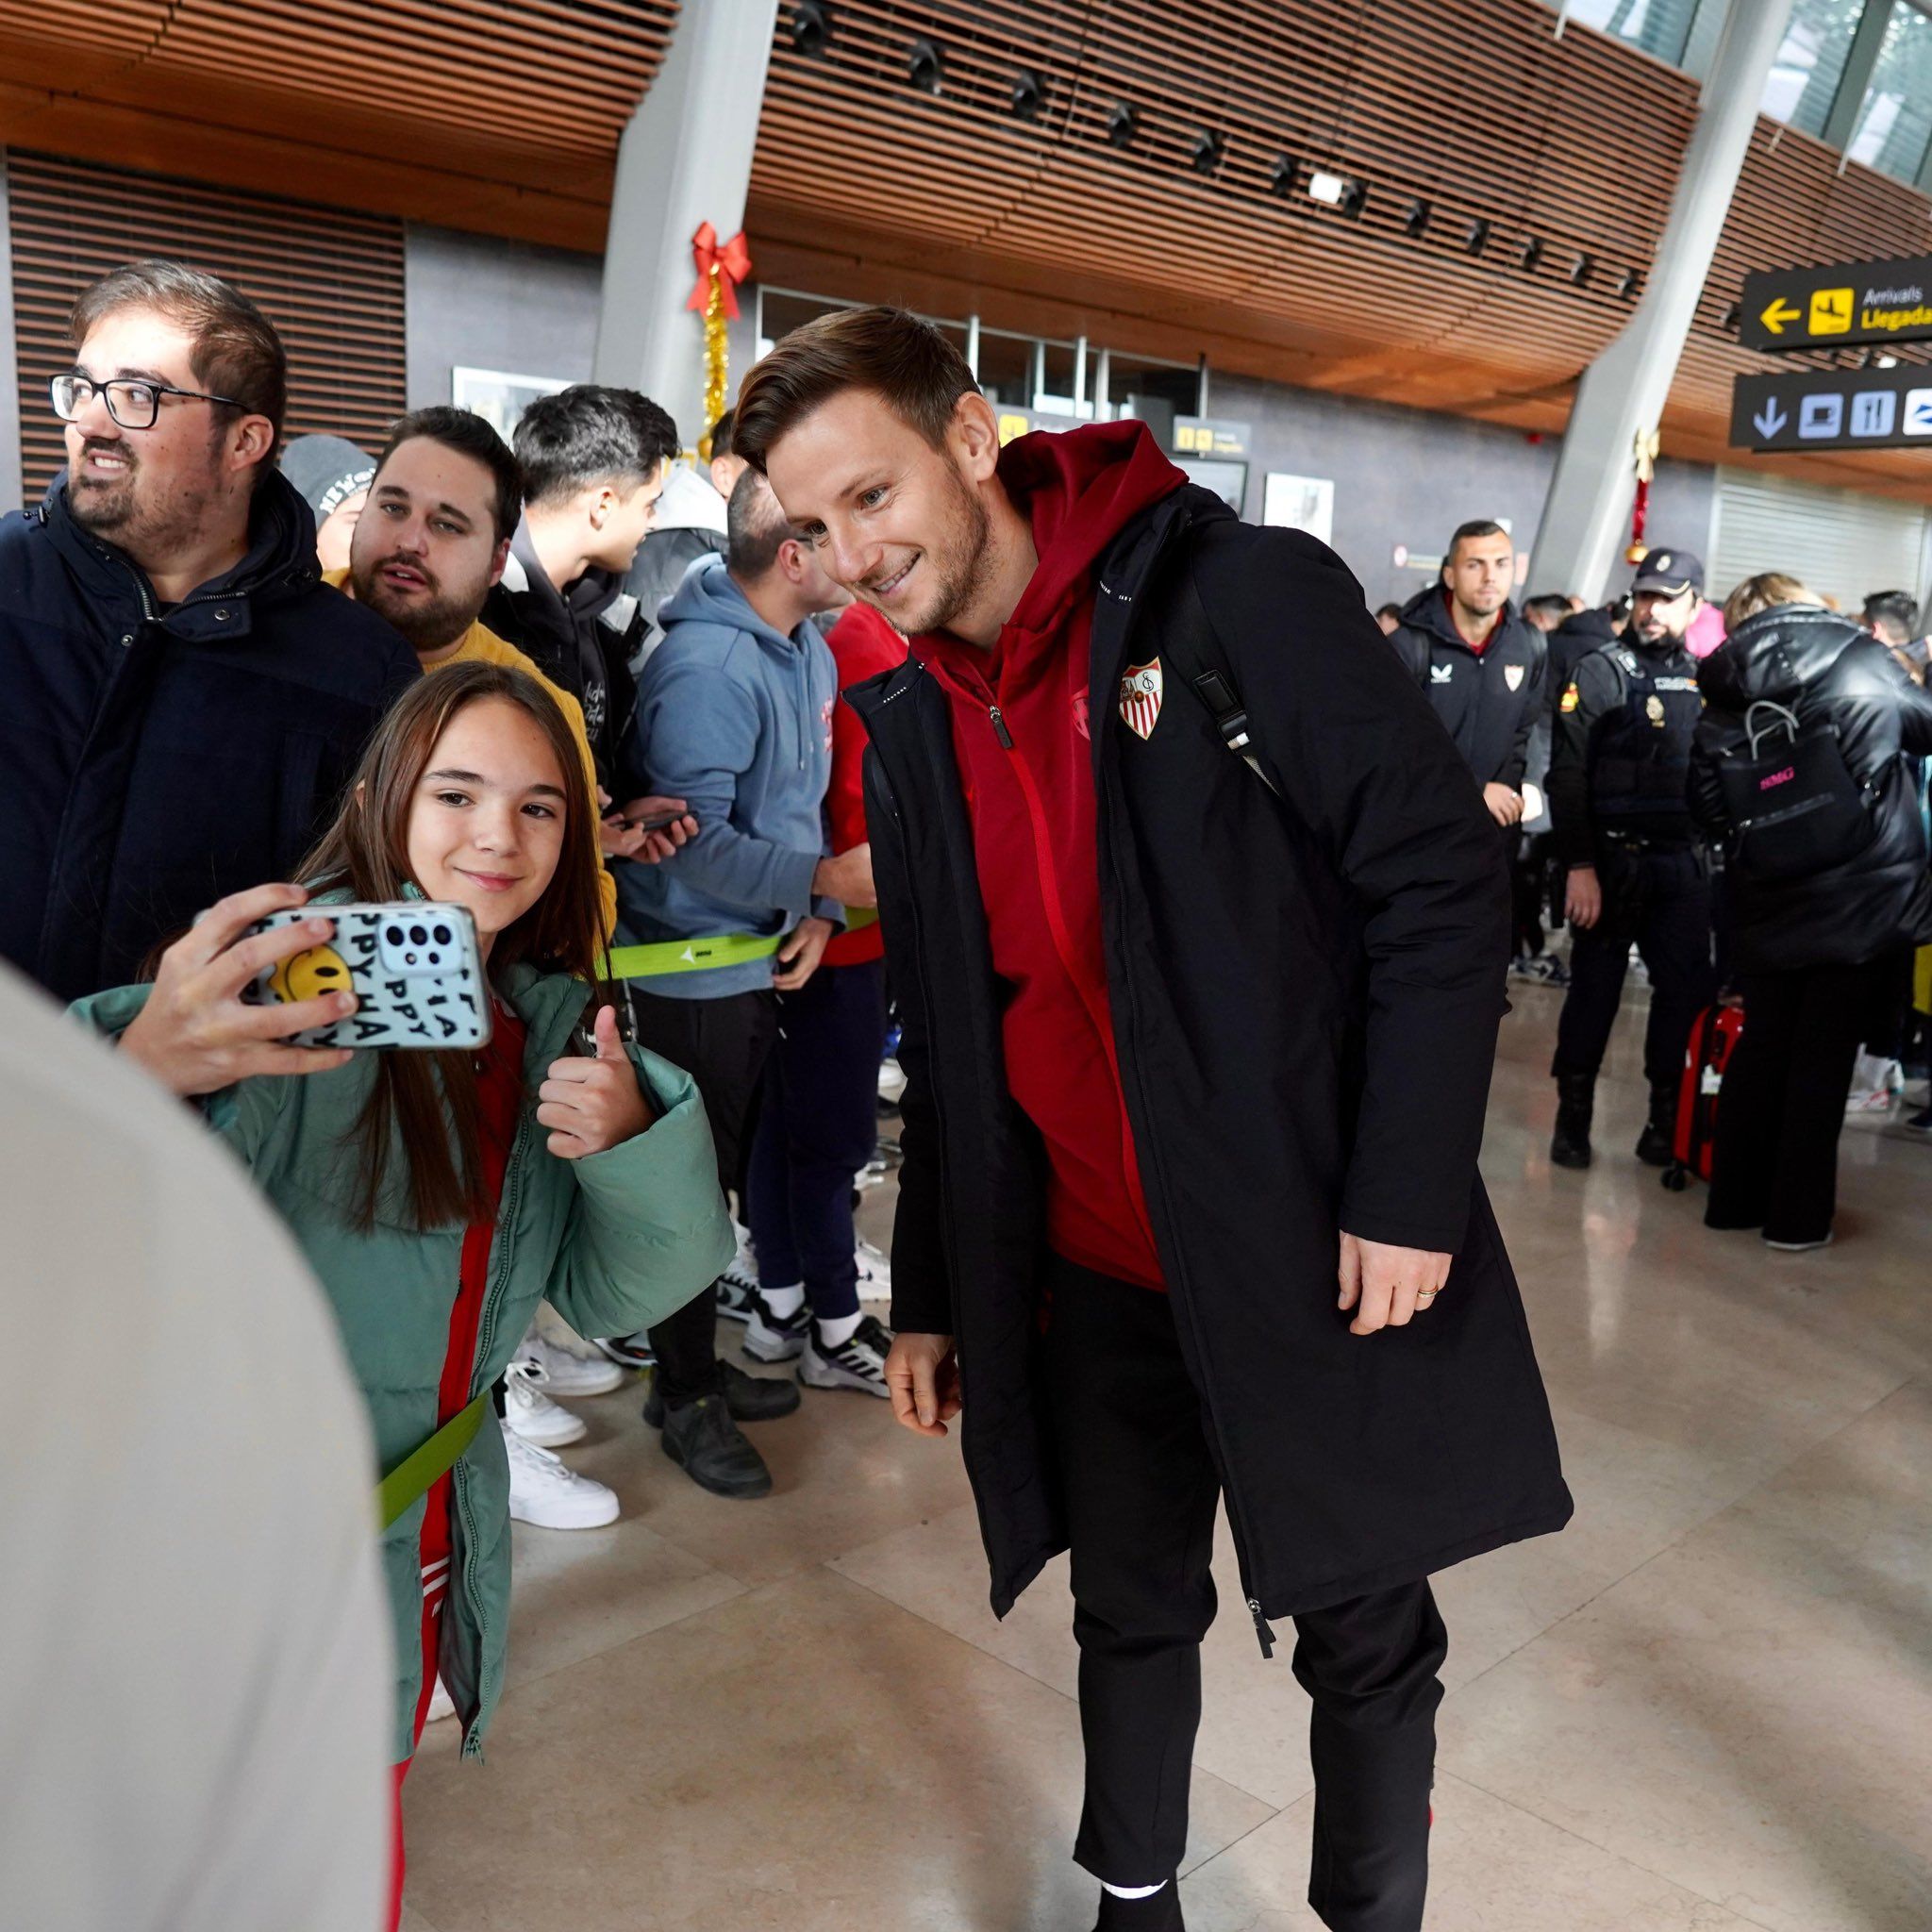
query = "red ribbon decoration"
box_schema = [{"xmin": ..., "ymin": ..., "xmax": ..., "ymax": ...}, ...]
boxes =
[{"xmin": 687, "ymin": 224, "xmax": 752, "ymax": 321}]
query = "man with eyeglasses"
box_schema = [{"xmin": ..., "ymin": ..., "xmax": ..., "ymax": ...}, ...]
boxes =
[{"xmin": 0, "ymin": 258, "xmax": 417, "ymax": 1003}]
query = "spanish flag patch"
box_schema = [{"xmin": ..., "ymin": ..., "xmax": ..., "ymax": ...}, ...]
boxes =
[{"xmin": 1560, "ymin": 684, "xmax": 1580, "ymax": 712}]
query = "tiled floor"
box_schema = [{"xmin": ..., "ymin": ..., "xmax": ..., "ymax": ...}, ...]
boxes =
[{"xmin": 401, "ymin": 984, "xmax": 1932, "ymax": 1930}]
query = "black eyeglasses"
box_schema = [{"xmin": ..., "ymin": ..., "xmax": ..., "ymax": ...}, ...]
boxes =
[{"xmin": 50, "ymin": 372, "xmax": 243, "ymax": 431}]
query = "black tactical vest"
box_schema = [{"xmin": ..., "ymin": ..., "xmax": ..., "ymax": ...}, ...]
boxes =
[{"xmin": 1589, "ymin": 643, "xmax": 1703, "ymax": 842}]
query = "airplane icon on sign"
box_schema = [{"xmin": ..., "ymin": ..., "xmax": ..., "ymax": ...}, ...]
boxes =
[{"xmin": 1808, "ymin": 287, "xmax": 1855, "ymax": 335}]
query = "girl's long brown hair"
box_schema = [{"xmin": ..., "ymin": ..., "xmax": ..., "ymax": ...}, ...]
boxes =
[{"xmin": 298, "ymin": 661, "xmax": 608, "ymax": 1230}]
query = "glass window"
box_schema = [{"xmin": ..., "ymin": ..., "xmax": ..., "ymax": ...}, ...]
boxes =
[
  {"xmin": 974, "ymin": 330, "xmax": 1035, "ymax": 409},
  {"xmin": 1846, "ymin": 1, "xmax": 1932, "ymax": 181},
  {"xmin": 1761, "ymin": 0, "xmax": 1869, "ymax": 135},
  {"xmin": 1557, "ymin": 0, "xmax": 1708, "ymax": 68}
]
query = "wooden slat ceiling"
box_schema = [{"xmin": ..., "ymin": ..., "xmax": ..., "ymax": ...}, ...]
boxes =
[
  {"xmin": 0, "ymin": 0, "xmax": 678, "ymax": 248},
  {"xmin": 9, "ymin": 151, "xmax": 406, "ymax": 504},
  {"xmin": 747, "ymin": 0, "xmax": 1932, "ymax": 501}
]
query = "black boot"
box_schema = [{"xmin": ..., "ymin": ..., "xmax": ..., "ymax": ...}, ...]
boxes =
[
  {"xmin": 1091, "ymin": 1882, "xmax": 1184, "ymax": 1931},
  {"xmin": 643, "ymin": 1359, "xmax": 800, "ymax": 1428},
  {"xmin": 1550, "ymin": 1074, "xmax": 1595, "ymax": 1170},
  {"xmin": 1635, "ymin": 1086, "xmax": 1677, "ymax": 1167},
  {"xmin": 658, "ymin": 1393, "xmax": 774, "ymax": 1498}
]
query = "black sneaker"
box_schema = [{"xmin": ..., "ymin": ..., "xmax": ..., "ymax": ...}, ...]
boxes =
[
  {"xmin": 592, "ymin": 1329, "xmax": 656, "ymax": 1370},
  {"xmin": 1092, "ymin": 1881, "xmax": 1184, "ymax": 1931},
  {"xmin": 743, "ymin": 1291, "xmax": 811, "ymax": 1363},
  {"xmin": 801, "ymin": 1314, "xmax": 894, "ymax": 1398},
  {"xmin": 658, "ymin": 1394, "xmax": 773, "ymax": 1498},
  {"xmin": 643, "ymin": 1360, "xmax": 801, "ymax": 1428}
]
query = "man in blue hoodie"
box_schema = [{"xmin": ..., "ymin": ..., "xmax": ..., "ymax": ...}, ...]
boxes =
[{"xmin": 615, "ymin": 468, "xmax": 867, "ymax": 1498}]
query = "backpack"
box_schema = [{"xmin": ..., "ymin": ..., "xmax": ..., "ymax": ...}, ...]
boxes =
[{"xmin": 1714, "ymin": 700, "xmax": 1877, "ymax": 883}]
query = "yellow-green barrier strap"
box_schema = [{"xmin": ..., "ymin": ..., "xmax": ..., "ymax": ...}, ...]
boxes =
[
  {"xmin": 605, "ymin": 908, "xmax": 877, "ymax": 982},
  {"xmin": 377, "ymin": 1391, "xmax": 491, "ymax": 1530}
]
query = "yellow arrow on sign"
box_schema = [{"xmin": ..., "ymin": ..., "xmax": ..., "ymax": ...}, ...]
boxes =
[{"xmin": 1759, "ymin": 296, "xmax": 1802, "ymax": 335}]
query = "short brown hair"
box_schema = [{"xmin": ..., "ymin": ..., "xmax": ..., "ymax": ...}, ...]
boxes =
[
  {"xmin": 733, "ymin": 306, "xmax": 980, "ymax": 473},
  {"xmin": 72, "ymin": 259, "xmax": 289, "ymax": 454},
  {"xmin": 1724, "ymin": 572, "xmax": 1818, "ymax": 629}
]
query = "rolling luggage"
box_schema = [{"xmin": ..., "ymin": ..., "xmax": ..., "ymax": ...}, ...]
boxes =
[{"xmin": 1662, "ymin": 1003, "xmax": 1743, "ymax": 1191}]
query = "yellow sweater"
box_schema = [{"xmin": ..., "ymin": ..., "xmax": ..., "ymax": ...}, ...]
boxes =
[{"xmin": 324, "ymin": 570, "xmax": 615, "ymax": 935}]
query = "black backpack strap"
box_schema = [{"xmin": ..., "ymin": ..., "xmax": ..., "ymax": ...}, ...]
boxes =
[{"xmin": 1160, "ymin": 529, "xmax": 1285, "ymax": 801}]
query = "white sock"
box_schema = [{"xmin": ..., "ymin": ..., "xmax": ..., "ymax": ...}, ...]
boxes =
[
  {"xmin": 816, "ymin": 1309, "xmax": 864, "ymax": 1348},
  {"xmin": 1100, "ymin": 1879, "xmax": 1168, "ymax": 1900},
  {"xmin": 761, "ymin": 1283, "xmax": 805, "ymax": 1320}
]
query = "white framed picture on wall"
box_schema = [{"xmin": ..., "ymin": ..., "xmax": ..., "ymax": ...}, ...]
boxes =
[{"xmin": 451, "ymin": 367, "xmax": 573, "ymax": 441}]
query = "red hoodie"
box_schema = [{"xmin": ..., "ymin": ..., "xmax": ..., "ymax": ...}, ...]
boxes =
[
  {"xmin": 823, "ymin": 601, "xmax": 908, "ymax": 969},
  {"xmin": 912, "ymin": 422, "xmax": 1187, "ymax": 1291}
]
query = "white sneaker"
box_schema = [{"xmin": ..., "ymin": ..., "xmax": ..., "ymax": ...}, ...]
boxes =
[
  {"xmin": 716, "ymin": 1221, "xmax": 761, "ymax": 1323},
  {"xmin": 801, "ymin": 1314, "xmax": 895, "ymax": 1397},
  {"xmin": 855, "ymin": 1237, "xmax": 892, "ymax": 1300},
  {"xmin": 425, "ymin": 1676, "xmax": 457, "ymax": 1724},
  {"xmin": 877, "ymin": 1058, "xmax": 907, "ymax": 1103},
  {"xmin": 502, "ymin": 1422, "xmax": 619, "ymax": 1528},
  {"xmin": 1845, "ymin": 1085, "xmax": 1895, "ymax": 1115},
  {"xmin": 504, "ymin": 1360, "xmax": 589, "ymax": 1447},
  {"xmin": 517, "ymin": 1322, "xmax": 625, "ymax": 1396}
]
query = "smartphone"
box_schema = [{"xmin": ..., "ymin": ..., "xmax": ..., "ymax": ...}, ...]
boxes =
[
  {"xmin": 626, "ymin": 808, "xmax": 687, "ymax": 833},
  {"xmin": 239, "ymin": 903, "xmax": 492, "ymax": 1050}
]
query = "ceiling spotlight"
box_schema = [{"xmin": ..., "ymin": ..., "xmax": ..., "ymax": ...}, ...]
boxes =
[
  {"xmin": 1402, "ymin": 198, "xmax": 1432, "ymax": 239},
  {"xmin": 1518, "ymin": 235, "xmax": 1544, "ymax": 273},
  {"xmin": 1616, "ymin": 266, "xmax": 1641, "ymax": 301},
  {"xmin": 1010, "ymin": 68, "xmax": 1044, "ymax": 121},
  {"xmin": 1876, "ymin": 353, "xmax": 1899, "ymax": 367},
  {"xmin": 790, "ymin": 0, "xmax": 832, "ymax": 57},
  {"xmin": 907, "ymin": 36, "xmax": 944, "ymax": 93},
  {"xmin": 1106, "ymin": 101, "xmax": 1139, "ymax": 148},
  {"xmin": 1268, "ymin": 153, "xmax": 1299, "ymax": 197},
  {"xmin": 1189, "ymin": 129, "xmax": 1224, "ymax": 175},
  {"xmin": 1569, "ymin": 252, "xmax": 1594, "ymax": 287},
  {"xmin": 1719, "ymin": 297, "xmax": 1740, "ymax": 329},
  {"xmin": 1307, "ymin": 169, "xmax": 1366, "ymax": 218},
  {"xmin": 1464, "ymin": 216, "xmax": 1491, "ymax": 256}
]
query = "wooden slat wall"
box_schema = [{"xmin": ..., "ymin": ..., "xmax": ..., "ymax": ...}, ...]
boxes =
[
  {"xmin": 8, "ymin": 152, "xmax": 406, "ymax": 505},
  {"xmin": 748, "ymin": 0, "xmax": 1932, "ymax": 498}
]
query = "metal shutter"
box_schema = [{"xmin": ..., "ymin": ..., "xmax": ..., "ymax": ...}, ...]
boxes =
[
  {"xmin": 8, "ymin": 150, "xmax": 405, "ymax": 506},
  {"xmin": 1708, "ymin": 467, "xmax": 1932, "ymax": 612}
]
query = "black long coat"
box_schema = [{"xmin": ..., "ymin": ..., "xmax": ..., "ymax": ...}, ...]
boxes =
[{"xmin": 847, "ymin": 487, "xmax": 1572, "ymax": 1634}]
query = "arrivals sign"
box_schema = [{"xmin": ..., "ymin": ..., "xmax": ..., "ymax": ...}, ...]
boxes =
[
  {"xmin": 1728, "ymin": 366, "xmax": 1932, "ymax": 452},
  {"xmin": 1739, "ymin": 255, "xmax": 1932, "ymax": 351},
  {"xmin": 1172, "ymin": 415, "xmax": 1252, "ymax": 458}
]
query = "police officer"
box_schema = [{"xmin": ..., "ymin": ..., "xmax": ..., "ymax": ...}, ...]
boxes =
[{"xmin": 1547, "ymin": 546, "xmax": 1717, "ymax": 1169}]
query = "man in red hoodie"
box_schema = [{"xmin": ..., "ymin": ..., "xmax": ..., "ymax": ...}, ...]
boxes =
[{"xmin": 735, "ymin": 309, "xmax": 1569, "ymax": 1932}]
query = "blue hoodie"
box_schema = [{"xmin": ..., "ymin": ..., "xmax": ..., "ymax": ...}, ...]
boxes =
[{"xmin": 616, "ymin": 556, "xmax": 841, "ymax": 998}]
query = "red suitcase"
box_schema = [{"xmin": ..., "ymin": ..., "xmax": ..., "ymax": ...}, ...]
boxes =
[{"xmin": 1663, "ymin": 1004, "xmax": 1744, "ymax": 1191}]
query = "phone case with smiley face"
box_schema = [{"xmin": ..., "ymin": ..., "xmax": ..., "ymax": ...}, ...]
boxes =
[{"xmin": 239, "ymin": 903, "xmax": 492, "ymax": 1050}]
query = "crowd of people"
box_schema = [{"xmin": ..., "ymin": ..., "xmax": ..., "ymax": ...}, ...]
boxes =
[{"xmin": 2, "ymin": 256, "xmax": 1923, "ymax": 1932}]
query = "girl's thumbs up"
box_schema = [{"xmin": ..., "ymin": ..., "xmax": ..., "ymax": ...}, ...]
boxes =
[{"xmin": 593, "ymin": 1002, "xmax": 626, "ymax": 1060}]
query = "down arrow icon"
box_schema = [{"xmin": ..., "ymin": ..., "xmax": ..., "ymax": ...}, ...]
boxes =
[{"xmin": 1753, "ymin": 396, "xmax": 1789, "ymax": 440}]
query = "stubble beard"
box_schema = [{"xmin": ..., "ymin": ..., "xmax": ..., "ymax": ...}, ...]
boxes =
[
  {"xmin": 355, "ymin": 556, "xmax": 480, "ymax": 656},
  {"xmin": 70, "ymin": 439, "xmax": 225, "ymax": 564},
  {"xmin": 901, "ymin": 469, "xmax": 993, "ymax": 639}
]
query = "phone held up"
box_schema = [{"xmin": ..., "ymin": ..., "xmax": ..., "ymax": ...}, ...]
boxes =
[{"xmin": 239, "ymin": 903, "xmax": 492, "ymax": 1051}]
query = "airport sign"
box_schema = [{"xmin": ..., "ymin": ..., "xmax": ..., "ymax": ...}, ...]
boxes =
[
  {"xmin": 1740, "ymin": 255, "xmax": 1932, "ymax": 351},
  {"xmin": 1729, "ymin": 366, "xmax": 1932, "ymax": 452}
]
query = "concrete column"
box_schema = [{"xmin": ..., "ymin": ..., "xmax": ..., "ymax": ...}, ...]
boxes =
[
  {"xmin": 592, "ymin": 0, "xmax": 780, "ymax": 446},
  {"xmin": 1528, "ymin": 0, "xmax": 1795, "ymax": 601}
]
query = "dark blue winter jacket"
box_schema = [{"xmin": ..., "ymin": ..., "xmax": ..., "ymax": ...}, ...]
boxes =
[{"xmin": 0, "ymin": 470, "xmax": 418, "ymax": 1000}]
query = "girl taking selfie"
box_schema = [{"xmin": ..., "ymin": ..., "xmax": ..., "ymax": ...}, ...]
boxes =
[{"xmin": 72, "ymin": 661, "xmax": 733, "ymax": 1923}]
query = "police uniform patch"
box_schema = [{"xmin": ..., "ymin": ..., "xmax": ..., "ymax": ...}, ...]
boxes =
[
  {"xmin": 1646, "ymin": 694, "xmax": 1666, "ymax": 725},
  {"xmin": 1560, "ymin": 685, "xmax": 1580, "ymax": 712}
]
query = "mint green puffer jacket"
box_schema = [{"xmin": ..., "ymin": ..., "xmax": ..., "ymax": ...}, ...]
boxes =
[{"xmin": 74, "ymin": 965, "xmax": 733, "ymax": 1763}]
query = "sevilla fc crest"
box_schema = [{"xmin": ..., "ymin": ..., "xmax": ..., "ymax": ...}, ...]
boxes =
[
  {"xmin": 1119, "ymin": 658, "xmax": 1164, "ymax": 741},
  {"xmin": 1504, "ymin": 664, "xmax": 1524, "ymax": 691}
]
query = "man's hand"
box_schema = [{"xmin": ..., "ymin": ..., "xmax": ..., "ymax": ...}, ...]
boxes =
[
  {"xmin": 812, "ymin": 845, "xmax": 874, "ymax": 908},
  {"xmin": 774, "ymin": 915, "xmax": 836, "ymax": 992},
  {"xmin": 884, "ymin": 1332, "xmax": 961, "ymax": 1438},
  {"xmin": 1483, "ymin": 782, "xmax": 1524, "ymax": 827},
  {"xmin": 120, "ymin": 884, "xmax": 359, "ymax": 1096},
  {"xmin": 537, "ymin": 1003, "xmax": 654, "ymax": 1158},
  {"xmin": 1565, "ymin": 865, "xmax": 1603, "ymax": 930},
  {"xmin": 615, "ymin": 795, "xmax": 698, "ymax": 866},
  {"xmin": 1338, "ymin": 1231, "xmax": 1451, "ymax": 1336}
]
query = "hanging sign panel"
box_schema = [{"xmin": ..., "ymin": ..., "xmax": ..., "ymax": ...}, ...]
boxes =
[
  {"xmin": 1739, "ymin": 256, "xmax": 1932, "ymax": 352},
  {"xmin": 1729, "ymin": 366, "xmax": 1932, "ymax": 453}
]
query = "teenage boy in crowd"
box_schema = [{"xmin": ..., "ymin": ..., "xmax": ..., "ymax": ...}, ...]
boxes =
[
  {"xmin": 615, "ymin": 470, "xmax": 872, "ymax": 1499},
  {"xmin": 737, "ymin": 308, "xmax": 1571, "ymax": 1932},
  {"xmin": 0, "ymin": 259, "xmax": 416, "ymax": 1002},
  {"xmin": 282, "ymin": 431, "xmax": 375, "ymax": 572},
  {"xmin": 739, "ymin": 595, "xmax": 908, "ymax": 1397},
  {"xmin": 625, "ymin": 407, "xmax": 749, "ymax": 640}
]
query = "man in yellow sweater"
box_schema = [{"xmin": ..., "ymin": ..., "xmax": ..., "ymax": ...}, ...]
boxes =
[{"xmin": 330, "ymin": 408, "xmax": 691, "ymax": 938}]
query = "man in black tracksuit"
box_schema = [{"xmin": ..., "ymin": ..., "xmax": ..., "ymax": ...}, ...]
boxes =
[
  {"xmin": 1547, "ymin": 547, "xmax": 1717, "ymax": 1169},
  {"xmin": 1386, "ymin": 518, "xmax": 1546, "ymax": 824},
  {"xmin": 737, "ymin": 309, "xmax": 1570, "ymax": 1932}
]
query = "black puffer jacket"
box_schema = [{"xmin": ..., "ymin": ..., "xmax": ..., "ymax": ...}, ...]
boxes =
[{"xmin": 1691, "ymin": 603, "xmax": 1932, "ymax": 973}]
